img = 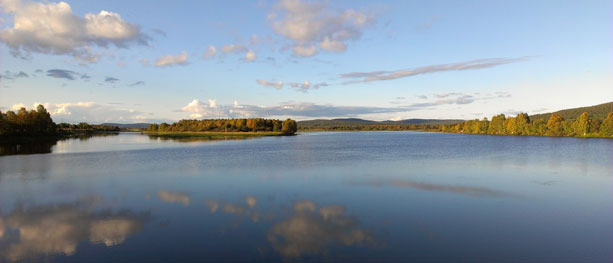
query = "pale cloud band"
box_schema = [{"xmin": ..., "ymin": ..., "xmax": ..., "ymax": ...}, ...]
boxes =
[{"xmin": 340, "ymin": 57, "xmax": 532, "ymax": 83}]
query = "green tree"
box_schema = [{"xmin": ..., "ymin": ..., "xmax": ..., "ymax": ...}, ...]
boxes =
[
  {"xmin": 599, "ymin": 113, "xmax": 613, "ymax": 137},
  {"xmin": 488, "ymin": 114, "xmax": 506, "ymax": 135},
  {"xmin": 281, "ymin": 119, "xmax": 297, "ymax": 135},
  {"xmin": 575, "ymin": 112, "xmax": 591, "ymax": 136},
  {"xmin": 515, "ymin": 113, "xmax": 530, "ymax": 135}
]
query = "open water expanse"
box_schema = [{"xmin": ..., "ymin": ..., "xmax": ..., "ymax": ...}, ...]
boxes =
[{"xmin": 0, "ymin": 132, "xmax": 611, "ymax": 262}]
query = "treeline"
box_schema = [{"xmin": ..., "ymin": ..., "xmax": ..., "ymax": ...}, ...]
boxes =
[
  {"xmin": 57, "ymin": 122, "xmax": 120, "ymax": 132},
  {"xmin": 147, "ymin": 118, "xmax": 298, "ymax": 135},
  {"xmin": 299, "ymin": 124, "xmax": 441, "ymax": 131},
  {"xmin": 0, "ymin": 105, "xmax": 119, "ymax": 139},
  {"xmin": 0, "ymin": 105, "xmax": 56, "ymax": 136},
  {"xmin": 440, "ymin": 112, "xmax": 613, "ymax": 137}
]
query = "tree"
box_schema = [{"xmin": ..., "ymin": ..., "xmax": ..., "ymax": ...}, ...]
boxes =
[
  {"xmin": 281, "ymin": 119, "xmax": 297, "ymax": 135},
  {"xmin": 488, "ymin": 114, "xmax": 506, "ymax": 135},
  {"xmin": 515, "ymin": 113, "xmax": 530, "ymax": 135},
  {"xmin": 600, "ymin": 113, "xmax": 613, "ymax": 137},
  {"xmin": 575, "ymin": 112, "xmax": 591, "ymax": 136},
  {"xmin": 546, "ymin": 113, "xmax": 565, "ymax": 136}
]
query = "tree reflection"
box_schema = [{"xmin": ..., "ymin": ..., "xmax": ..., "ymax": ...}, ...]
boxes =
[{"xmin": 0, "ymin": 133, "xmax": 119, "ymax": 156}]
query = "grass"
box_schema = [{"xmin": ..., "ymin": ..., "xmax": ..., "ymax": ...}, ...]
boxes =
[{"xmin": 142, "ymin": 131, "xmax": 285, "ymax": 138}]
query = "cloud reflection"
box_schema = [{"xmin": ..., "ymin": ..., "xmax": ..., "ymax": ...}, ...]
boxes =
[
  {"xmin": 362, "ymin": 180, "xmax": 517, "ymax": 198},
  {"xmin": 157, "ymin": 190, "xmax": 190, "ymax": 206},
  {"xmin": 267, "ymin": 201, "xmax": 372, "ymax": 258},
  {"xmin": 0, "ymin": 203, "xmax": 146, "ymax": 261},
  {"xmin": 207, "ymin": 196, "xmax": 261, "ymax": 222}
]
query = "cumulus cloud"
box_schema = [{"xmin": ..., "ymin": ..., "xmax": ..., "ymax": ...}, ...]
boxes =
[
  {"xmin": 319, "ymin": 36, "xmax": 346, "ymax": 52},
  {"xmin": 340, "ymin": 57, "xmax": 532, "ymax": 83},
  {"xmin": 0, "ymin": 0, "xmax": 147, "ymax": 61},
  {"xmin": 292, "ymin": 44, "xmax": 317, "ymax": 57},
  {"xmin": 244, "ymin": 50, "xmax": 257, "ymax": 61},
  {"xmin": 155, "ymin": 51, "xmax": 188, "ymax": 67},
  {"xmin": 0, "ymin": 203, "xmax": 145, "ymax": 261},
  {"xmin": 257, "ymin": 79, "xmax": 284, "ymax": 90},
  {"xmin": 9, "ymin": 102, "xmax": 154, "ymax": 123},
  {"xmin": 180, "ymin": 99, "xmax": 413, "ymax": 119},
  {"xmin": 270, "ymin": 0, "xmax": 374, "ymax": 57},
  {"xmin": 157, "ymin": 190, "xmax": 190, "ymax": 206},
  {"xmin": 203, "ymin": 45, "xmax": 217, "ymax": 59},
  {"xmin": 268, "ymin": 201, "xmax": 372, "ymax": 258}
]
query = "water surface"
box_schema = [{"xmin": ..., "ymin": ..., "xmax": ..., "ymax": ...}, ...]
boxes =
[{"xmin": 0, "ymin": 132, "xmax": 611, "ymax": 262}]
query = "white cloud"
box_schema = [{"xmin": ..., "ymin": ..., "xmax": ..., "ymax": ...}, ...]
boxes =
[
  {"xmin": 292, "ymin": 44, "xmax": 317, "ymax": 57},
  {"xmin": 8, "ymin": 102, "xmax": 154, "ymax": 123},
  {"xmin": 0, "ymin": 0, "xmax": 147, "ymax": 61},
  {"xmin": 245, "ymin": 50, "xmax": 257, "ymax": 61},
  {"xmin": 203, "ymin": 45, "xmax": 216, "ymax": 59},
  {"xmin": 319, "ymin": 36, "xmax": 346, "ymax": 52},
  {"xmin": 155, "ymin": 51, "xmax": 188, "ymax": 67},
  {"xmin": 220, "ymin": 44, "xmax": 247, "ymax": 54},
  {"xmin": 256, "ymin": 79, "xmax": 284, "ymax": 89},
  {"xmin": 270, "ymin": 0, "xmax": 373, "ymax": 57},
  {"xmin": 179, "ymin": 99, "xmax": 413, "ymax": 119}
]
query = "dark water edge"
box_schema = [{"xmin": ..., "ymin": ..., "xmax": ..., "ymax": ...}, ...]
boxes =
[{"xmin": 0, "ymin": 132, "xmax": 119, "ymax": 156}]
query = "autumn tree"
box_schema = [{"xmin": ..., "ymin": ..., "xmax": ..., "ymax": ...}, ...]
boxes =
[
  {"xmin": 488, "ymin": 114, "xmax": 506, "ymax": 135},
  {"xmin": 281, "ymin": 119, "xmax": 297, "ymax": 135},
  {"xmin": 546, "ymin": 113, "xmax": 565, "ymax": 136},
  {"xmin": 599, "ymin": 113, "xmax": 613, "ymax": 137}
]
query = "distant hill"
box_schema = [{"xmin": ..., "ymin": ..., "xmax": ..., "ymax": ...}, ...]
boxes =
[
  {"xmin": 298, "ymin": 118, "xmax": 462, "ymax": 127},
  {"xmin": 530, "ymin": 102, "xmax": 613, "ymax": 121},
  {"xmin": 101, "ymin": 123, "xmax": 150, "ymax": 129}
]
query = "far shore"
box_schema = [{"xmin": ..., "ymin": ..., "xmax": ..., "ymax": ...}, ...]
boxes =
[{"xmin": 142, "ymin": 131, "xmax": 286, "ymax": 138}]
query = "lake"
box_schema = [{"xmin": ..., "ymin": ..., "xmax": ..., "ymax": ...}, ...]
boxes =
[{"xmin": 0, "ymin": 132, "xmax": 611, "ymax": 262}]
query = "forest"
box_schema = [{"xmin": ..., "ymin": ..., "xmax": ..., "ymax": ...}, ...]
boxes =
[
  {"xmin": 0, "ymin": 105, "xmax": 56, "ymax": 137},
  {"xmin": 439, "ymin": 112, "xmax": 613, "ymax": 138},
  {"xmin": 0, "ymin": 105, "xmax": 119, "ymax": 139},
  {"xmin": 299, "ymin": 124, "xmax": 441, "ymax": 132},
  {"xmin": 147, "ymin": 118, "xmax": 298, "ymax": 135}
]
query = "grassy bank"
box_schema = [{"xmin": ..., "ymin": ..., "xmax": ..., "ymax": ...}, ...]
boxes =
[{"xmin": 143, "ymin": 131, "xmax": 285, "ymax": 139}]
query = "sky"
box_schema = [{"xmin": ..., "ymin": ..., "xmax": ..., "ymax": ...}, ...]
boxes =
[{"xmin": 0, "ymin": 0, "xmax": 611, "ymax": 123}]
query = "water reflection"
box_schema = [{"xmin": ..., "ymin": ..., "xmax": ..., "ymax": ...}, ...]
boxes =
[
  {"xmin": 360, "ymin": 180, "xmax": 518, "ymax": 198},
  {"xmin": 201, "ymin": 197, "xmax": 374, "ymax": 259},
  {"xmin": 147, "ymin": 134, "xmax": 258, "ymax": 143},
  {"xmin": 157, "ymin": 190, "xmax": 190, "ymax": 206},
  {"xmin": 0, "ymin": 202, "xmax": 147, "ymax": 262},
  {"xmin": 268, "ymin": 201, "xmax": 372, "ymax": 258},
  {"xmin": 0, "ymin": 141, "xmax": 56, "ymax": 156},
  {"xmin": 0, "ymin": 133, "xmax": 118, "ymax": 156}
]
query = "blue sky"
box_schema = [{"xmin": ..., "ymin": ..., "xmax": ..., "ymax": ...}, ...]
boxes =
[{"xmin": 0, "ymin": 0, "xmax": 611, "ymax": 123}]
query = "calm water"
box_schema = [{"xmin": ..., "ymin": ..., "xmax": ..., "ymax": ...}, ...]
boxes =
[{"xmin": 0, "ymin": 132, "xmax": 612, "ymax": 262}]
